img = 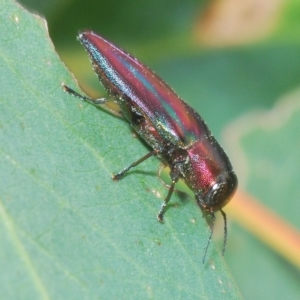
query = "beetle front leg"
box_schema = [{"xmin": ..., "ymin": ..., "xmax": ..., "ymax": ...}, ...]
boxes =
[
  {"xmin": 157, "ymin": 166, "xmax": 180, "ymax": 222},
  {"xmin": 112, "ymin": 150, "xmax": 159, "ymax": 181}
]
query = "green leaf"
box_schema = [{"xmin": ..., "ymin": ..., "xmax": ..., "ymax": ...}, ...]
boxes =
[{"xmin": 0, "ymin": 0, "xmax": 241, "ymax": 299}]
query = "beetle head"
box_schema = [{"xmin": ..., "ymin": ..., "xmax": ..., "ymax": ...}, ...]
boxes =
[{"xmin": 196, "ymin": 170, "xmax": 237, "ymax": 212}]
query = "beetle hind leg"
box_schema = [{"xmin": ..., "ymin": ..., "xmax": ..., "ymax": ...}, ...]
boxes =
[{"xmin": 62, "ymin": 84, "xmax": 107, "ymax": 105}]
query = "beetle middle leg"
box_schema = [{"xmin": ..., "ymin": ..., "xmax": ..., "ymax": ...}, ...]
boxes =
[{"xmin": 112, "ymin": 149, "xmax": 159, "ymax": 181}]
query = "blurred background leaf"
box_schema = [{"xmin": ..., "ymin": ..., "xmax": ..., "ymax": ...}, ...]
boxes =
[{"xmin": 2, "ymin": 0, "xmax": 300, "ymax": 299}]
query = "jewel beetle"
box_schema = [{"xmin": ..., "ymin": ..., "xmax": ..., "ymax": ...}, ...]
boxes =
[{"xmin": 63, "ymin": 31, "xmax": 237, "ymax": 262}]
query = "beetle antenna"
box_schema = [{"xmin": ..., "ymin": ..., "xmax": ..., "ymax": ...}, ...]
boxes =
[
  {"xmin": 202, "ymin": 211, "xmax": 216, "ymax": 264},
  {"xmin": 220, "ymin": 208, "xmax": 227, "ymax": 256}
]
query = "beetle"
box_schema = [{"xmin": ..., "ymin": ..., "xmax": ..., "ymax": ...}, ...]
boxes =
[{"xmin": 63, "ymin": 31, "xmax": 237, "ymax": 262}]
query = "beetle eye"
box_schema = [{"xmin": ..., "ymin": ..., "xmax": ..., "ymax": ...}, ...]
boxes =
[{"xmin": 197, "ymin": 171, "xmax": 237, "ymax": 212}]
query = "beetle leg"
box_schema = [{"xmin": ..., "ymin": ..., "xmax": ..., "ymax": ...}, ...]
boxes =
[
  {"xmin": 157, "ymin": 180, "xmax": 176, "ymax": 222},
  {"xmin": 112, "ymin": 149, "xmax": 159, "ymax": 181},
  {"xmin": 157, "ymin": 165, "xmax": 180, "ymax": 222},
  {"xmin": 62, "ymin": 84, "xmax": 107, "ymax": 105}
]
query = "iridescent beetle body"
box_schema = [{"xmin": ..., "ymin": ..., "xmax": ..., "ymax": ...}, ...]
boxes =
[{"xmin": 63, "ymin": 31, "xmax": 237, "ymax": 262}]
